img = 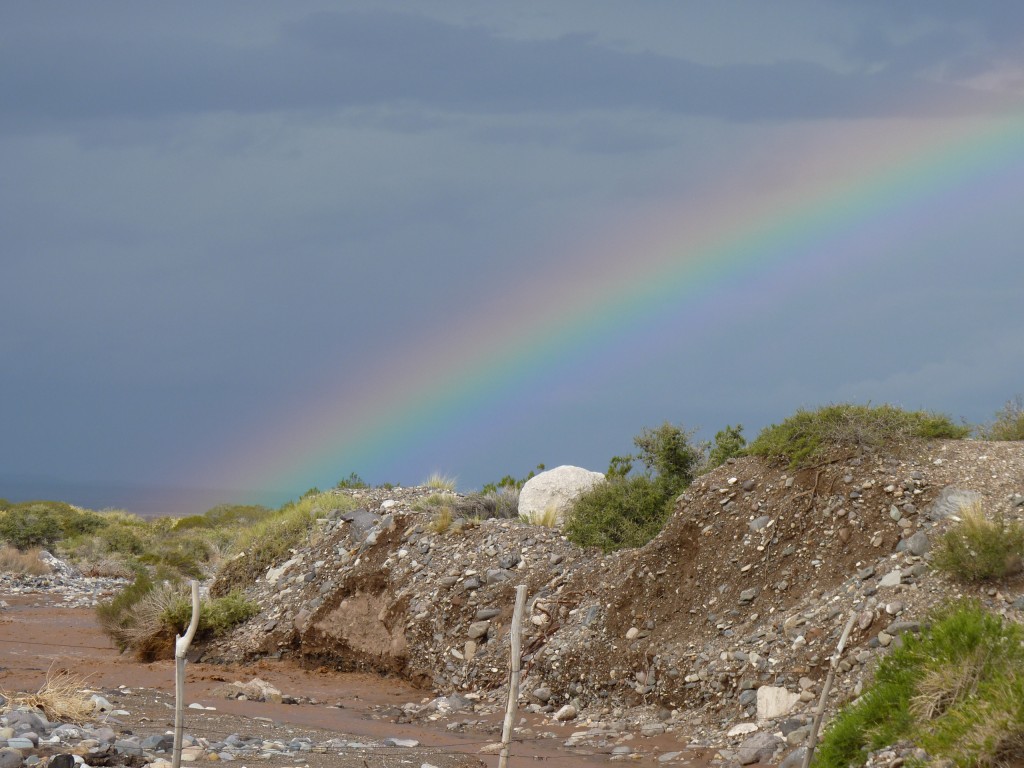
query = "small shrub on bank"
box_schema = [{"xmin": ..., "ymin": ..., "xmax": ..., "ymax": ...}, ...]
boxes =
[
  {"xmin": 566, "ymin": 422, "xmax": 702, "ymax": 552},
  {"xmin": 979, "ymin": 396, "xmax": 1024, "ymax": 441},
  {"xmin": 748, "ymin": 404, "xmax": 968, "ymax": 468},
  {"xmin": 565, "ymin": 475, "xmax": 672, "ymax": 552},
  {"xmin": 814, "ymin": 600, "xmax": 1024, "ymax": 768},
  {"xmin": 932, "ymin": 501, "xmax": 1024, "ymax": 582}
]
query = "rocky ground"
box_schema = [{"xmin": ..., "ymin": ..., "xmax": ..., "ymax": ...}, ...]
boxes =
[
  {"xmin": 196, "ymin": 439, "xmax": 1024, "ymax": 768},
  {"xmin": 3, "ymin": 439, "xmax": 1023, "ymax": 768}
]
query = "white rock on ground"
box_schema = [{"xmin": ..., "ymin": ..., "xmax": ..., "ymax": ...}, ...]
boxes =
[{"xmin": 518, "ymin": 465, "xmax": 605, "ymax": 526}]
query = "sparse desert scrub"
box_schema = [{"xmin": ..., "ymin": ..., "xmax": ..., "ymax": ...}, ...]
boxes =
[
  {"xmin": 932, "ymin": 501, "xmax": 1024, "ymax": 582},
  {"xmin": 748, "ymin": 403, "xmax": 969, "ymax": 468},
  {"xmin": 814, "ymin": 600, "xmax": 1024, "ymax": 768},
  {"xmin": 0, "ymin": 667, "xmax": 95, "ymax": 723},
  {"xmin": 0, "ymin": 544, "xmax": 52, "ymax": 575},
  {"xmin": 979, "ymin": 396, "xmax": 1024, "ymax": 441}
]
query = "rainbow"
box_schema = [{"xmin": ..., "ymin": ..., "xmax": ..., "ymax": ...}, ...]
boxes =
[{"xmin": 188, "ymin": 109, "xmax": 1024, "ymax": 504}]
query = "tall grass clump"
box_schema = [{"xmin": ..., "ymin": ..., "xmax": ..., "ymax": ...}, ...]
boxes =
[
  {"xmin": 814, "ymin": 600, "xmax": 1024, "ymax": 768},
  {"xmin": 424, "ymin": 473, "xmax": 457, "ymax": 492},
  {"xmin": 933, "ymin": 501, "xmax": 1024, "ymax": 582},
  {"xmin": 979, "ymin": 396, "xmax": 1024, "ymax": 441},
  {"xmin": 748, "ymin": 403, "xmax": 969, "ymax": 468},
  {"xmin": 101, "ymin": 579, "xmax": 258, "ymax": 661}
]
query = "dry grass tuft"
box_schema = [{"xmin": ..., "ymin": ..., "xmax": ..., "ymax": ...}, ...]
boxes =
[
  {"xmin": 0, "ymin": 545, "xmax": 53, "ymax": 576},
  {"xmin": 528, "ymin": 507, "xmax": 560, "ymax": 527},
  {"xmin": 0, "ymin": 666, "xmax": 95, "ymax": 723},
  {"xmin": 428, "ymin": 505, "xmax": 454, "ymax": 534}
]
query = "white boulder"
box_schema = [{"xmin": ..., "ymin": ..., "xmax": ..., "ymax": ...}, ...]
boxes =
[{"xmin": 518, "ymin": 465, "xmax": 605, "ymax": 526}]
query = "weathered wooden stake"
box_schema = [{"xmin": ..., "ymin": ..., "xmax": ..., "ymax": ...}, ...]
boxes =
[
  {"xmin": 801, "ymin": 610, "xmax": 858, "ymax": 768},
  {"xmin": 172, "ymin": 580, "xmax": 201, "ymax": 768},
  {"xmin": 499, "ymin": 584, "xmax": 528, "ymax": 768}
]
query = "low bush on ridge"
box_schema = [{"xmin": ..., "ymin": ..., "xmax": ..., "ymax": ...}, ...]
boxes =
[
  {"xmin": 979, "ymin": 396, "xmax": 1024, "ymax": 441},
  {"xmin": 814, "ymin": 600, "xmax": 1024, "ymax": 768},
  {"xmin": 747, "ymin": 403, "xmax": 968, "ymax": 468}
]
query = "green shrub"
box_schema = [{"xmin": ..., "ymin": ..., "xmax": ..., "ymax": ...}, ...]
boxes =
[
  {"xmin": 0, "ymin": 504, "xmax": 63, "ymax": 550},
  {"xmin": 632, "ymin": 422, "xmax": 704, "ymax": 493},
  {"xmin": 707, "ymin": 424, "xmax": 746, "ymax": 470},
  {"xmin": 748, "ymin": 403, "xmax": 968, "ymax": 468},
  {"xmin": 979, "ymin": 396, "xmax": 1024, "ymax": 441},
  {"xmin": 162, "ymin": 589, "xmax": 258, "ymax": 637},
  {"xmin": 566, "ymin": 422, "xmax": 704, "ymax": 552},
  {"xmin": 565, "ymin": 475, "xmax": 672, "ymax": 552},
  {"xmin": 814, "ymin": 600, "xmax": 1024, "ymax": 768},
  {"xmin": 932, "ymin": 501, "xmax": 1024, "ymax": 582},
  {"xmin": 98, "ymin": 523, "xmax": 147, "ymax": 555}
]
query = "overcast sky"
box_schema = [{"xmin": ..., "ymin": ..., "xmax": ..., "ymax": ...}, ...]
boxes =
[{"xmin": 3, "ymin": 2, "xmax": 1023, "ymax": 515}]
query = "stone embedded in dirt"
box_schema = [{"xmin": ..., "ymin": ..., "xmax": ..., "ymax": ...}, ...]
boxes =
[
  {"xmin": 554, "ymin": 704, "xmax": 577, "ymax": 721},
  {"xmin": 756, "ymin": 686, "xmax": 800, "ymax": 721},
  {"xmin": 737, "ymin": 731, "xmax": 783, "ymax": 765}
]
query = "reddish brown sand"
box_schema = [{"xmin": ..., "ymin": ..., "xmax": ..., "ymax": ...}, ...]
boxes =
[{"xmin": 0, "ymin": 594, "xmax": 713, "ymax": 768}]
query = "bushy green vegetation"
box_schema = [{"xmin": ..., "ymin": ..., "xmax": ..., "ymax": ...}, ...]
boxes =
[
  {"xmin": 565, "ymin": 422, "xmax": 702, "ymax": 553},
  {"xmin": 0, "ymin": 501, "xmax": 107, "ymax": 550},
  {"xmin": 707, "ymin": 424, "xmax": 746, "ymax": 469},
  {"xmin": 748, "ymin": 403, "xmax": 968, "ymax": 468},
  {"xmin": 979, "ymin": 396, "xmax": 1024, "ymax": 441},
  {"xmin": 814, "ymin": 600, "xmax": 1024, "ymax": 768},
  {"xmin": 565, "ymin": 475, "xmax": 673, "ymax": 551},
  {"xmin": 932, "ymin": 501, "xmax": 1024, "ymax": 582},
  {"xmin": 97, "ymin": 572, "xmax": 257, "ymax": 659}
]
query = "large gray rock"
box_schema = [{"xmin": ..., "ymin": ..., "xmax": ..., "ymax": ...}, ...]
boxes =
[{"xmin": 518, "ymin": 465, "xmax": 605, "ymax": 526}]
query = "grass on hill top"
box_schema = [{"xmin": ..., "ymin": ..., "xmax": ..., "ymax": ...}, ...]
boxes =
[{"xmin": 747, "ymin": 403, "xmax": 969, "ymax": 468}]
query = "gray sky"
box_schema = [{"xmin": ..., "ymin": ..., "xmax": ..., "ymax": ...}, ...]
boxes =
[{"xmin": 2, "ymin": 2, "xmax": 1022, "ymax": 514}]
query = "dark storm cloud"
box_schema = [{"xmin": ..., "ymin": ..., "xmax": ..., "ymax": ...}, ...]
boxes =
[{"xmin": 0, "ymin": 9, "xmax": 1006, "ymax": 132}]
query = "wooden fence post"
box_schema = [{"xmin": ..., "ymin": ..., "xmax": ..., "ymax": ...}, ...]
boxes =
[
  {"xmin": 801, "ymin": 610, "xmax": 858, "ymax": 768},
  {"xmin": 172, "ymin": 580, "xmax": 201, "ymax": 768},
  {"xmin": 499, "ymin": 584, "xmax": 527, "ymax": 768}
]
